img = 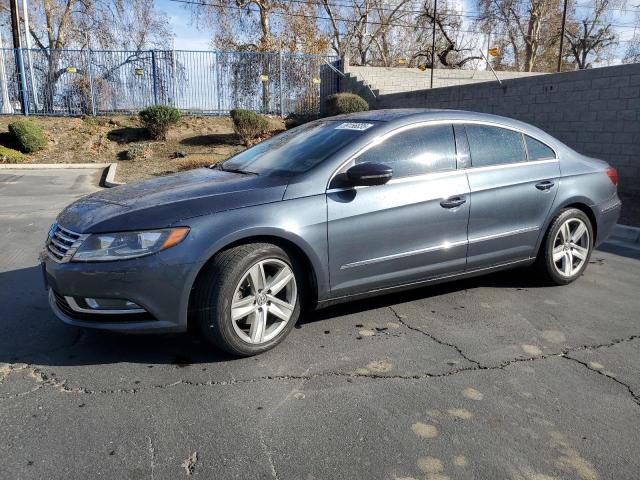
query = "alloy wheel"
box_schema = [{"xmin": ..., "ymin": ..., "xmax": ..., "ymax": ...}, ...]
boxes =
[
  {"xmin": 230, "ymin": 258, "xmax": 297, "ymax": 344},
  {"xmin": 552, "ymin": 218, "xmax": 590, "ymax": 277}
]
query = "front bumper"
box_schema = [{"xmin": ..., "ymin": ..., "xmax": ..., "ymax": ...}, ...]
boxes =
[{"xmin": 43, "ymin": 247, "xmax": 196, "ymax": 333}]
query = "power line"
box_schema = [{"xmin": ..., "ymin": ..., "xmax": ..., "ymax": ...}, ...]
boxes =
[
  {"xmin": 179, "ymin": 0, "xmax": 640, "ymax": 18},
  {"xmin": 170, "ymin": 0, "xmax": 637, "ymax": 35},
  {"xmin": 169, "ymin": 0, "xmax": 480, "ymax": 31},
  {"xmin": 294, "ymin": 0, "xmax": 640, "ymax": 24},
  {"xmin": 170, "ymin": 0, "xmax": 640, "ymax": 30}
]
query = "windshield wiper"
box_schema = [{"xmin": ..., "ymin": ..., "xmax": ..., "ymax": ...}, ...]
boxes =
[{"xmin": 213, "ymin": 164, "xmax": 258, "ymax": 175}]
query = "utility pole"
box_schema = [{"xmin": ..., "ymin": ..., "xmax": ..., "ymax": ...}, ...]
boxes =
[
  {"xmin": 486, "ymin": 30, "xmax": 491, "ymax": 71},
  {"xmin": 557, "ymin": 0, "xmax": 568, "ymax": 72},
  {"xmin": 10, "ymin": 0, "xmax": 29, "ymax": 114},
  {"xmin": 430, "ymin": 0, "xmax": 437, "ymax": 88},
  {"xmin": 9, "ymin": 0, "xmax": 22, "ymax": 50}
]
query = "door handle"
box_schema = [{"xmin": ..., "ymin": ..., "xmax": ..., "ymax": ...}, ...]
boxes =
[
  {"xmin": 440, "ymin": 196, "xmax": 466, "ymax": 209},
  {"xmin": 535, "ymin": 180, "xmax": 555, "ymax": 191}
]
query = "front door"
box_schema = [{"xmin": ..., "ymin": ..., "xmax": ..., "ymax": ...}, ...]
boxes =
[{"xmin": 326, "ymin": 124, "xmax": 470, "ymax": 297}]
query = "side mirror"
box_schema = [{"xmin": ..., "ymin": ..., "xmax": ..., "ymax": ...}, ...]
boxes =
[{"xmin": 345, "ymin": 162, "xmax": 393, "ymax": 187}]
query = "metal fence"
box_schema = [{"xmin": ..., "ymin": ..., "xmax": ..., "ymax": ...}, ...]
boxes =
[{"xmin": 0, "ymin": 48, "xmax": 341, "ymax": 116}]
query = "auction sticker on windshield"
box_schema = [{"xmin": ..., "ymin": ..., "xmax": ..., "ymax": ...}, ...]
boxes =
[{"xmin": 335, "ymin": 122, "xmax": 374, "ymax": 131}]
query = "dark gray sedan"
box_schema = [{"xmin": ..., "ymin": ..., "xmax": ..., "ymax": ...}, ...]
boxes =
[{"xmin": 43, "ymin": 109, "xmax": 621, "ymax": 355}]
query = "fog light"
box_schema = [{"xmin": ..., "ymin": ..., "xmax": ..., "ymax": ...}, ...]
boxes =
[
  {"xmin": 85, "ymin": 298, "xmax": 142, "ymax": 310},
  {"xmin": 64, "ymin": 295, "xmax": 145, "ymax": 314}
]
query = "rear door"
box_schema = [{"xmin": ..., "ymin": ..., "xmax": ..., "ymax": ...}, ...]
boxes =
[
  {"xmin": 462, "ymin": 124, "xmax": 560, "ymax": 269},
  {"xmin": 326, "ymin": 123, "xmax": 470, "ymax": 297}
]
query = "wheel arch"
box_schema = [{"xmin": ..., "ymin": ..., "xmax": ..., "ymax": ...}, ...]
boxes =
[
  {"xmin": 535, "ymin": 196, "xmax": 599, "ymax": 255},
  {"xmin": 184, "ymin": 231, "xmax": 323, "ymax": 330}
]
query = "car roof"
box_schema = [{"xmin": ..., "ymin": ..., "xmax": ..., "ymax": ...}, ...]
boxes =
[
  {"xmin": 330, "ymin": 108, "xmax": 515, "ymax": 125},
  {"xmin": 330, "ymin": 108, "xmax": 560, "ymax": 147},
  {"xmin": 329, "ymin": 108, "xmax": 455, "ymax": 122}
]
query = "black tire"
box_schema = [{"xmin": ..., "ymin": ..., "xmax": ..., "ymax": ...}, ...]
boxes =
[
  {"xmin": 193, "ymin": 242, "xmax": 303, "ymax": 356},
  {"xmin": 536, "ymin": 208, "xmax": 594, "ymax": 285}
]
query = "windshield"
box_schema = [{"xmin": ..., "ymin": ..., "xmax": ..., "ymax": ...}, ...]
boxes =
[{"xmin": 218, "ymin": 120, "xmax": 375, "ymax": 176}]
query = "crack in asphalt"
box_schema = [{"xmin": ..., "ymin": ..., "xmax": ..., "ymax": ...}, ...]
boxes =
[
  {"xmin": 562, "ymin": 354, "xmax": 640, "ymax": 407},
  {"xmin": 0, "ymin": 364, "xmax": 137, "ymax": 398},
  {"xmin": 388, "ymin": 305, "xmax": 483, "ymax": 368},
  {"xmin": 1, "ymin": 335, "xmax": 639, "ymax": 407}
]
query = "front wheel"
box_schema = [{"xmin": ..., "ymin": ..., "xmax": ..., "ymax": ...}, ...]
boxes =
[
  {"xmin": 194, "ymin": 243, "xmax": 302, "ymax": 356},
  {"xmin": 537, "ymin": 208, "xmax": 594, "ymax": 285}
]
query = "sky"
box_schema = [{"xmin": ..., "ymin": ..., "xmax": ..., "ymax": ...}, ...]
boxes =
[{"xmin": 156, "ymin": 0, "xmax": 211, "ymax": 50}]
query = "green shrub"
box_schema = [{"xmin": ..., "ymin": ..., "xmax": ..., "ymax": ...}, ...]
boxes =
[
  {"xmin": 139, "ymin": 105, "xmax": 181, "ymax": 140},
  {"xmin": 284, "ymin": 113, "xmax": 317, "ymax": 129},
  {"xmin": 323, "ymin": 93, "xmax": 369, "ymax": 117},
  {"xmin": 230, "ymin": 109, "xmax": 269, "ymax": 146},
  {"xmin": 0, "ymin": 146, "xmax": 25, "ymax": 164},
  {"xmin": 123, "ymin": 144, "xmax": 149, "ymax": 160},
  {"xmin": 8, "ymin": 120, "xmax": 47, "ymax": 153}
]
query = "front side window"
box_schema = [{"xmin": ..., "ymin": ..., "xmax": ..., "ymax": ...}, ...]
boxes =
[
  {"xmin": 354, "ymin": 124, "xmax": 456, "ymax": 178},
  {"xmin": 466, "ymin": 125, "xmax": 526, "ymax": 167},
  {"xmin": 525, "ymin": 135, "xmax": 556, "ymax": 160}
]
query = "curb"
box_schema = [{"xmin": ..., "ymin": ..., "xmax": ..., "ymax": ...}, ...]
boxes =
[
  {"xmin": 0, "ymin": 162, "xmax": 123, "ymax": 188},
  {"xmin": 102, "ymin": 163, "xmax": 123, "ymax": 187}
]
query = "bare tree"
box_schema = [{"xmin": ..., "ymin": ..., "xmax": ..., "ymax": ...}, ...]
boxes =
[
  {"xmin": 622, "ymin": 8, "xmax": 640, "ymax": 63},
  {"xmin": 477, "ymin": 0, "xmax": 562, "ymax": 71},
  {"xmin": 624, "ymin": 30, "xmax": 640, "ymax": 62},
  {"xmin": 321, "ymin": 0, "xmax": 378, "ymax": 63},
  {"xmin": 0, "ymin": 0, "xmax": 171, "ymax": 112},
  {"xmin": 564, "ymin": 0, "xmax": 620, "ymax": 69},
  {"xmin": 414, "ymin": 0, "xmax": 483, "ymax": 68},
  {"xmin": 1, "ymin": 0, "xmax": 170, "ymax": 51},
  {"xmin": 321, "ymin": 0, "xmax": 432, "ymax": 67},
  {"xmin": 366, "ymin": 0, "xmax": 416, "ymax": 66},
  {"xmin": 190, "ymin": 0, "xmax": 287, "ymax": 51},
  {"xmin": 281, "ymin": 1, "xmax": 330, "ymax": 54}
]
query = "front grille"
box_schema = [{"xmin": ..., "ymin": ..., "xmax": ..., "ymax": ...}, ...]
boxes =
[
  {"xmin": 46, "ymin": 224, "xmax": 86, "ymax": 263},
  {"xmin": 51, "ymin": 290, "xmax": 156, "ymax": 323}
]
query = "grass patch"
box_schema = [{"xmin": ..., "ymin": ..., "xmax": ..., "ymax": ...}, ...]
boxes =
[
  {"xmin": 8, "ymin": 119, "xmax": 47, "ymax": 153},
  {"xmin": 0, "ymin": 145, "xmax": 25, "ymax": 163}
]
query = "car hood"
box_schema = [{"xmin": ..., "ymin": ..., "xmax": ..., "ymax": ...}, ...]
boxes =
[{"xmin": 57, "ymin": 168, "xmax": 288, "ymax": 233}]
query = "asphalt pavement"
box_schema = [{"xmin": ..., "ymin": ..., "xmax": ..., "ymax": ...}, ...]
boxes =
[{"xmin": 1, "ymin": 168, "xmax": 639, "ymax": 480}]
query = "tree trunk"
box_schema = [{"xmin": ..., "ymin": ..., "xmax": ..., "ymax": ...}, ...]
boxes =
[{"xmin": 258, "ymin": 4, "xmax": 271, "ymax": 51}]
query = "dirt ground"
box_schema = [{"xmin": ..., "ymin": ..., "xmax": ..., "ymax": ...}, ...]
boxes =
[{"xmin": 0, "ymin": 115, "xmax": 284, "ymax": 183}]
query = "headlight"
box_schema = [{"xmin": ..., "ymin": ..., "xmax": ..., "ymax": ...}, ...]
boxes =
[{"xmin": 72, "ymin": 227, "xmax": 189, "ymax": 262}]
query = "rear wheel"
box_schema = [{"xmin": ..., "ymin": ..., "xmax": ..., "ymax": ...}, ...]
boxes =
[
  {"xmin": 194, "ymin": 243, "xmax": 302, "ymax": 356},
  {"xmin": 537, "ymin": 208, "xmax": 593, "ymax": 285}
]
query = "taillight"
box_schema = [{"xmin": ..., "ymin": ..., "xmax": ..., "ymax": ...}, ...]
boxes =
[{"xmin": 606, "ymin": 167, "xmax": 618, "ymax": 187}]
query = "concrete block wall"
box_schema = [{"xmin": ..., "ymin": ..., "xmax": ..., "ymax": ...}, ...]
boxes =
[
  {"xmin": 344, "ymin": 66, "xmax": 543, "ymax": 94},
  {"xmin": 355, "ymin": 63, "xmax": 640, "ymax": 197}
]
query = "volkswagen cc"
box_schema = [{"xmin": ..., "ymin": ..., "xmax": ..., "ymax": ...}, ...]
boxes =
[{"xmin": 42, "ymin": 109, "xmax": 622, "ymax": 355}]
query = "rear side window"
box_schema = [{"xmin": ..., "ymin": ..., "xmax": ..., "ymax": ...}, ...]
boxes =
[
  {"xmin": 465, "ymin": 125, "xmax": 526, "ymax": 167},
  {"xmin": 525, "ymin": 135, "xmax": 555, "ymax": 160},
  {"xmin": 355, "ymin": 125, "xmax": 456, "ymax": 177}
]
